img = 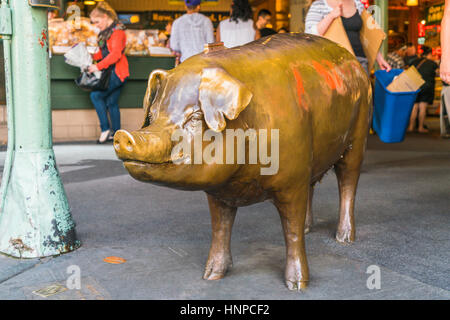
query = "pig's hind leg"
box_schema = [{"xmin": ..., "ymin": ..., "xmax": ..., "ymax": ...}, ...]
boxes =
[
  {"xmin": 333, "ymin": 135, "xmax": 367, "ymax": 243},
  {"xmin": 305, "ymin": 185, "xmax": 314, "ymax": 234},
  {"xmin": 203, "ymin": 194, "xmax": 237, "ymax": 281},
  {"xmin": 274, "ymin": 182, "xmax": 310, "ymax": 291},
  {"xmin": 333, "ymin": 80, "xmax": 372, "ymax": 243}
]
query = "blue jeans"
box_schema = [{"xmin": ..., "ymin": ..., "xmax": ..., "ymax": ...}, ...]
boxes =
[
  {"xmin": 356, "ymin": 56, "xmax": 369, "ymax": 76},
  {"xmin": 90, "ymin": 70, "xmax": 125, "ymax": 133}
]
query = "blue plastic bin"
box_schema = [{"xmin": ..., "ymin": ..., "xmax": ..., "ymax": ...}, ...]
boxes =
[{"xmin": 373, "ymin": 69, "xmax": 421, "ymax": 143}]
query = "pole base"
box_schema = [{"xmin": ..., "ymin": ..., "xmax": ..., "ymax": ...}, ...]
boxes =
[{"xmin": 0, "ymin": 149, "xmax": 80, "ymax": 258}]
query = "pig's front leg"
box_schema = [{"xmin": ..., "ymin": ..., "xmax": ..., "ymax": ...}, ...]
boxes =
[
  {"xmin": 274, "ymin": 184, "xmax": 310, "ymax": 291},
  {"xmin": 203, "ymin": 194, "xmax": 237, "ymax": 281}
]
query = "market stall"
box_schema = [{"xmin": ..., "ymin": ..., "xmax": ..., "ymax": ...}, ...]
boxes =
[
  {"xmin": 2, "ymin": 0, "xmax": 232, "ymax": 141},
  {"xmin": 45, "ymin": 3, "xmax": 177, "ymax": 141},
  {"xmin": 49, "ymin": 17, "xmax": 176, "ymax": 110},
  {"xmin": 50, "ymin": 55, "xmax": 175, "ymax": 110}
]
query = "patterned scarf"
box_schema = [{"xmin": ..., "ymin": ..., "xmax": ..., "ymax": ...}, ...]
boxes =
[{"xmin": 98, "ymin": 21, "xmax": 126, "ymax": 49}]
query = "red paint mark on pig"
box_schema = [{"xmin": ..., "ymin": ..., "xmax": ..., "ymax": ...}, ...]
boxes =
[
  {"xmin": 312, "ymin": 60, "xmax": 346, "ymax": 95},
  {"xmin": 322, "ymin": 60, "xmax": 344, "ymax": 89},
  {"xmin": 312, "ymin": 61, "xmax": 336, "ymax": 90},
  {"xmin": 292, "ymin": 68, "xmax": 308, "ymax": 111}
]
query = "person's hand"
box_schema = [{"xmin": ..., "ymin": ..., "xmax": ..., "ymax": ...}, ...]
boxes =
[
  {"xmin": 330, "ymin": 2, "xmax": 343, "ymax": 19},
  {"xmin": 88, "ymin": 64, "xmax": 99, "ymax": 73},
  {"xmin": 441, "ymin": 60, "xmax": 450, "ymax": 84},
  {"xmin": 376, "ymin": 52, "xmax": 392, "ymax": 72}
]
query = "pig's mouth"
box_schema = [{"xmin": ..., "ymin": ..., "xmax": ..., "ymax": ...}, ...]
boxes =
[
  {"xmin": 122, "ymin": 157, "xmax": 197, "ymax": 186},
  {"xmin": 122, "ymin": 155, "xmax": 191, "ymax": 167},
  {"xmin": 124, "ymin": 160, "xmax": 174, "ymax": 166}
]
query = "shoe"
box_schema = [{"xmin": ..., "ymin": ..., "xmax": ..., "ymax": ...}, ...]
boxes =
[
  {"xmin": 97, "ymin": 129, "xmax": 110, "ymax": 144},
  {"xmin": 107, "ymin": 132, "xmax": 115, "ymax": 142}
]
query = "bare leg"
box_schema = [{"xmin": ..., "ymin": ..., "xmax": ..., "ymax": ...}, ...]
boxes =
[
  {"xmin": 408, "ymin": 103, "xmax": 419, "ymax": 132},
  {"xmin": 203, "ymin": 194, "xmax": 237, "ymax": 280},
  {"xmin": 418, "ymin": 102, "xmax": 429, "ymax": 132},
  {"xmin": 274, "ymin": 184, "xmax": 310, "ymax": 291},
  {"xmin": 305, "ymin": 185, "xmax": 314, "ymax": 234}
]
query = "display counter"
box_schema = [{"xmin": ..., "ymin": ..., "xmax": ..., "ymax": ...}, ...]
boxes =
[{"xmin": 50, "ymin": 54, "xmax": 175, "ymax": 110}]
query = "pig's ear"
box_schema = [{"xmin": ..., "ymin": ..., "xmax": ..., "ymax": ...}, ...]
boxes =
[
  {"xmin": 199, "ymin": 68, "xmax": 253, "ymax": 132},
  {"xmin": 142, "ymin": 69, "xmax": 168, "ymax": 128}
]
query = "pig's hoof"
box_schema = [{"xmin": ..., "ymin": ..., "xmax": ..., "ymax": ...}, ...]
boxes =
[
  {"xmin": 336, "ymin": 229, "xmax": 355, "ymax": 244},
  {"xmin": 285, "ymin": 261, "xmax": 308, "ymax": 291},
  {"xmin": 286, "ymin": 280, "xmax": 308, "ymax": 292},
  {"xmin": 203, "ymin": 256, "xmax": 232, "ymax": 280}
]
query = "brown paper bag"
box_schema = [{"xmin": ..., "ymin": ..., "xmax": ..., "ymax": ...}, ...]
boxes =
[
  {"xmin": 323, "ymin": 17, "xmax": 355, "ymax": 56},
  {"xmin": 386, "ymin": 66, "xmax": 425, "ymax": 92},
  {"xmin": 359, "ymin": 10, "xmax": 386, "ymax": 71},
  {"xmin": 323, "ymin": 10, "xmax": 386, "ymax": 71}
]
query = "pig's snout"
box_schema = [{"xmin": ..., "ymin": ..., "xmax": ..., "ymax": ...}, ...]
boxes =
[
  {"xmin": 114, "ymin": 129, "xmax": 167, "ymax": 163},
  {"xmin": 114, "ymin": 130, "xmax": 136, "ymax": 157}
]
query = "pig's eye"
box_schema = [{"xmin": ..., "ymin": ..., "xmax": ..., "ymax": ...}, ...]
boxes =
[
  {"xmin": 147, "ymin": 107, "xmax": 159, "ymax": 125},
  {"xmin": 147, "ymin": 111, "xmax": 153, "ymax": 125},
  {"xmin": 184, "ymin": 111, "xmax": 203, "ymax": 128}
]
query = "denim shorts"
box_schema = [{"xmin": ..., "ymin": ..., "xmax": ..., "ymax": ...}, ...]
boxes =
[{"xmin": 356, "ymin": 56, "xmax": 369, "ymax": 75}]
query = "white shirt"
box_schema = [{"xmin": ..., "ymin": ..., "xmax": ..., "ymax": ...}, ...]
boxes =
[
  {"xmin": 305, "ymin": 0, "xmax": 364, "ymax": 35},
  {"xmin": 170, "ymin": 13, "xmax": 215, "ymax": 62},
  {"xmin": 219, "ymin": 18, "xmax": 256, "ymax": 48}
]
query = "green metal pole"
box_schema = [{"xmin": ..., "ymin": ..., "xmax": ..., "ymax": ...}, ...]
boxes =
[
  {"xmin": 375, "ymin": 0, "xmax": 388, "ymax": 57},
  {"xmin": 0, "ymin": 0, "xmax": 80, "ymax": 258},
  {"xmin": 0, "ymin": 0, "xmax": 14, "ymax": 216}
]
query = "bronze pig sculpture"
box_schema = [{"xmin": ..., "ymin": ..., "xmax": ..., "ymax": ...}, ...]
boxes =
[{"xmin": 114, "ymin": 33, "xmax": 372, "ymax": 290}]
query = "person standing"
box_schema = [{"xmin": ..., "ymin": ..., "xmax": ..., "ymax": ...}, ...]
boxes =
[
  {"xmin": 88, "ymin": 2, "xmax": 129, "ymax": 144},
  {"xmin": 170, "ymin": 0, "xmax": 214, "ymax": 63},
  {"xmin": 386, "ymin": 44, "xmax": 407, "ymax": 70},
  {"xmin": 305, "ymin": 0, "xmax": 391, "ymax": 74},
  {"xmin": 407, "ymin": 46, "xmax": 439, "ymax": 133},
  {"xmin": 440, "ymin": 82, "xmax": 450, "ymax": 138},
  {"xmin": 404, "ymin": 42, "xmax": 419, "ymax": 67},
  {"xmin": 256, "ymin": 9, "xmax": 277, "ymax": 37},
  {"xmin": 441, "ymin": 0, "xmax": 450, "ymax": 84},
  {"xmin": 438, "ymin": 0, "xmax": 450, "ymax": 137},
  {"xmin": 159, "ymin": 20, "xmax": 173, "ymax": 48},
  {"xmin": 217, "ymin": 0, "xmax": 258, "ymax": 48}
]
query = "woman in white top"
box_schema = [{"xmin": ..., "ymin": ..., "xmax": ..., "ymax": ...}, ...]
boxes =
[{"xmin": 217, "ymin": 0, "xmax": 259, "ymax": 48}]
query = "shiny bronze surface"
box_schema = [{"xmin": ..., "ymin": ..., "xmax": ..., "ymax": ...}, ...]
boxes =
[{"xmin": 114, "ymin": 33, "xmax": 372, "ymax": 290}]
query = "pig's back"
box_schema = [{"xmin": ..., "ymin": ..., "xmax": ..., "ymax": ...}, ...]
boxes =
[
  {"xmin": 184, "ymin": 33, "xmax": 371, "ymax": 205},
  {"xmin": 189, "ymin": 33, "xmax": 371, "ymax": 184},
  {"xmin": 199, "ymin": 32, "xmax": 371, "ymax": 146}
]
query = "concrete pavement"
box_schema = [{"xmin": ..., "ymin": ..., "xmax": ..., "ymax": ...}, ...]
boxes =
[{"xmin": 0, "ymin": 132, "xmax": 449, "ymax": 300}]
